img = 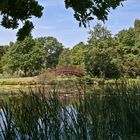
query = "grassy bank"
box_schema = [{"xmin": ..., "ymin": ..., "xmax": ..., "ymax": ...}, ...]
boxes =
[
  {"xmin": 0, "ymin": 77, "xmax": 139, "ymax": 95},
  {"xmin": 0, "ymin": 76, "xmax": 139, "ymax": 85},
  {"xmin": 0, "ymin": 77, "xmax": 37, "ymax": 86}
]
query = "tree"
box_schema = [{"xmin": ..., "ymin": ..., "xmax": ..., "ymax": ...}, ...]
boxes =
[
  {"xmin": 122, "ymin": 54, "xmax": 140, "ymax": 78},
  {"xmin": 0, "ymin": 0, "xmax": 125, "ymax": 40},
  {"xmin": 70, "ymin": 42, "xmax": 86, "ymax": 69},
  {"xmin": 84, "ymin": 24, "xmax": 122, "ymax": 78},
  {"xmin": 0, "ymin": 0, "xmax": 43, "ymax": 41},
  {"xmin": 1, "ymin": 37, "xmax": 44, "ymax": 76},
  {"xmin": 0, "ymin": 46, "xmax": 5, "ymax": 73},
  {"xmin": 114, "ymin": 20, "xmax": 140, "ymax": 78},
  {"xmin": 0, "ymin": 46, "xmax": 5, "ymax": 59},
  {"xmin": 116, "ymin": 28, "xmax": 135, "ymax": 46},
  {"xmin": 134, "ymin": 19, "xmax": 140, "ymax": 39},
  {"xmin": 85, "ymin": 47, "xmax": 121, "ymax": 78},
  {"xmin": 88, "ymin": 23, "xmax": 116, "ymax": 48},
  {"xmin": 58, "ymin": 48, "xmax": 72, "ymax": 67},
  {"xmin": 35, "ymin": 37, "xmax": 63, "ymax": 68}
]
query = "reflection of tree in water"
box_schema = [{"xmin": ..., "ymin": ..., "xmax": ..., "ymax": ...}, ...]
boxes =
[
  {"xmin": 0, "ymin": 83, "xmax": 140, "ymax": 139},
  {"xmin": 9, "ymin": 92, "xmax": 62, "ymax": 137}
]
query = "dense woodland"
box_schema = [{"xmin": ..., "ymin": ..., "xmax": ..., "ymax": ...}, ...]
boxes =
[{"xmin": 0, "ymin": 19, "xmax": 140, "ymax": 78}]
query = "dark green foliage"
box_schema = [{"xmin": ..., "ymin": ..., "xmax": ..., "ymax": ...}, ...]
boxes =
[
  {"xmin": 83, "ymin": 21, "xmax": 140, "ymax": 78},
  {"xmin": 35, "ymin": 37, "xmax": 63, "ymax": 68},
  {"xmin": 134, "ymin": 19, "xmax": 140, "ymax": 39},
  {"xmin": 85, "ymin": 48, "xmax": 121, "ymax": 78},
  {"xmin": 58, "ymin": 43, "xmax": 86, "ymax": 69},
  {"xmin": 70, "ymin": 42, "xmax": 86, "ymax": 69},
  {"xmin": 0, "ymin": 0, "xmax": 43, "ymax": 41},
  {"xmin": 116, "ymin": 28, "xmax": 135, "ymax": 46},
  {"xmin": 16, "ymin": 21, "xmax": 34, "ymax": 41},
  {"xmin": 84, "ymin": 24, "xmax": 121, "ymax": 78},
  {"xmin": 65, "ymin": 0, "xmax": 125, "ymax": 27},
  {"xmin": 0, "ymin": 20, "xmax": 140, "ymax": 78},
  {"xmin": 0, "ymin": 46, "xmax": 4, "ymax": 59},
  {"xmin": 88, "ymin": 23, "xmax": 112, "ymax": 43},
  {"xmin": 0, "ymin": 0, "xmax": 125, "ymax": 40},
  {"xmin": 1, "ymin": 36, "xmax": 63, "ymax": 76},
  {"xmin": 115, "ymin": 20, "xmax": 140, "ymax": 78},
  {"xmin": 1, "ymin": 37, "xmax": 45, "ymax": 76},
  {"xmin": 58, "ymin": 48, "xmax": 72, "ymax": 67},
  {"xmin": 58, "ymin": 21, "xmax": 140, "ymax": 78}
]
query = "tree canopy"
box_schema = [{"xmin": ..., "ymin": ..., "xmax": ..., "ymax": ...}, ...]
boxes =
[
  {"xmin": 35, "ymin": 37, "xmax": 63, "ymax": 68},
  {"xmin": 0, "ymin": 0, "xmax": 125, "ymax": 40},
  {"xmin": 1, "ymin": 36, "xmax": 63, "ymax": 76},
  {"xmin": 1, "ymin": 20, "xmax": 139, "ymax": 78}
]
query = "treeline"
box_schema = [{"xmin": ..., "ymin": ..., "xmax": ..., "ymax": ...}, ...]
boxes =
[{"xmin": 0, "ymin": 20, "xmax": 140, "ymax": 78}]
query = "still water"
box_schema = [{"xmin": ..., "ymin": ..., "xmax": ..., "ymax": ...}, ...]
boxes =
[{"xmin": 0, "ymin": 91, "xmax": 140, "ymax": 140}]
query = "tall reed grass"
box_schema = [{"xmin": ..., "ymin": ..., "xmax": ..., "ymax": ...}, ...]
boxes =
[{"xmin": 0, "ymin": 80, "xmax": 140, "ymax": 140}]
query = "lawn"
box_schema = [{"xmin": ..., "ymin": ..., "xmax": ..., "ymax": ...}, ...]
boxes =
[{"xmin": 0, "ymin": 77, "xmax": 37, "ymax": 85}]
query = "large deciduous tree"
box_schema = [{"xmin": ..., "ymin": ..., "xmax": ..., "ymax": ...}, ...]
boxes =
[
  {"xmin": 70, "ymin": 42, "xmax": 86, "ymax": 69},
  {"xmin": 85, "ymin": 24, "xmax": 121, "ymax": 78},
  {"xmin": 116, "ymin": 28, "xmax": 135, "ymax": 46},
  {"xmin": 134, "ymin": 19, "xmax": 140, "ymax": 39},
  {"xmin": 115, "ymin": 20, "xmax": 140, "ymax": 78},
  {"xmin": 35, "ymin": 37, "xmax": 63, "ymax": 68},
  {"xmin": 88, "ymin": 23, "xmax": 117, "ymax": 48},
  {"xmin": 0, "ymin": 0, "xmax": 125, "ymax": 40},
  {"xmin": 2, "ymin": 37, "xmax": 44, "ymax": 76},
  {"xmin": 85, "ymin": 47, "xmax": 121, "ymax": 78},
  {"xmin": 58, "ymin": 48, "xmax": 72, "ymax": 67}
]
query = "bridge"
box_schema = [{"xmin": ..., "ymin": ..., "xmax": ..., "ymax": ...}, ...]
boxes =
[{"xmin": 48, "ymin": 67, "xmax": 85, "ymax": 77}]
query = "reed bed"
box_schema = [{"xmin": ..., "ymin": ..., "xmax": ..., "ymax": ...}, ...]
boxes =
[{"xmin": 0, "ymin": 80, "xmax": 140, "ymax": 140}]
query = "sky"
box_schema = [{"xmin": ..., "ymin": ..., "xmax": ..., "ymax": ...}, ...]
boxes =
[{"xmin": 0, "ymin": 0, "xmax": 140, "ymax": 48}]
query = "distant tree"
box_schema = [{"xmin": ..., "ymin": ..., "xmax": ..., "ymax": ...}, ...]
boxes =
[
  {"xmin": 0, "ymin": 0, "xmax": 125, "ymax": 40},
  {"xmin": 0, "ymin": 46, "xmax": 5, "ymax": 59},
  {"xmin": 70, "ymin": 42, "xmax": 86, "ymax": 69},
  {"xmin": 89, "ymin": 23, "xmax": 111, "ymax": 40},
  {"xmin": 134, "ymin": 41, "xmax": 140, "ymax": 55},
  {"xmin": 134, "ymin": 19, "xmax": 140, "ymax": 39},
  {"xmin": 0, "ymin": 46, "xmax": 5, "ymax": 73},
  {"xmin": 2, "ymin": 37, "xmax": 44, "ymax": 76},
  {"xmin": 84, "ymin": 24, "xmax": 122, "ymax": 78},
  {"xmin": 88, "ymin": 23, "xmax": 116, "ymax": 48},
  {"xmin": 58, "ymin": 48, "xmax": 72, "ymax": 67},
  {"xmin": 85, "ymin": 47, "xmax": 121, "ymax": 78},
  {"xmin": 116, "ymin": 28, "xmax": 135, "ymax": 46},
  {"xmin": 122, "ymin": 54, "xmax": 140, "ymax": 78},
  {"xmin": 35, "ymin": 37, "xmax": 63, "ymax": 68}
]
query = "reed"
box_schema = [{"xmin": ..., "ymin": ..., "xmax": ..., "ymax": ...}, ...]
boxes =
[{"xmin": 0, "ymin": 80, "xmax": 140, "ymax": 140}]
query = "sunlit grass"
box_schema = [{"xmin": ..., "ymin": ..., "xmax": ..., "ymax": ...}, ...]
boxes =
[{"xmin": 0, "ymin": 77, "xmax": 37, "ymax": 86}]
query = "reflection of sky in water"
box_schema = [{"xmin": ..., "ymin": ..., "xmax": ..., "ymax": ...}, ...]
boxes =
[
  {"xmin": 0, "ymin": 109, "xmax": 7, "ymax": 139},
  {"xmin": 0, "ymin": 102, "xmax": 140, "ymax": 139},
  {"xmin": 0, "ymin": 109, "xmax": 5, "ymax": 130},
  {"xmin": 0, "ymin": 105, "xmax": 78, "ymax": 139}
]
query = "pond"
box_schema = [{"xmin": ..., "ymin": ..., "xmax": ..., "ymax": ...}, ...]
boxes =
[{"xmin": 0, "ymin": 81, "xmax": 140, "ymax": 140}]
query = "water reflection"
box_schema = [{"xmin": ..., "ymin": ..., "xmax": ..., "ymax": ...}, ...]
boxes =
[{"xmin": 0, "ymin": 91, "xmax": 140, "ymax": 139}]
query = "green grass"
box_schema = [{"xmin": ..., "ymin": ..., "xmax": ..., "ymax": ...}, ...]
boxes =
[{"xmin": 0, "ymin": 77, "xmax": 37, "ymax": 85}]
